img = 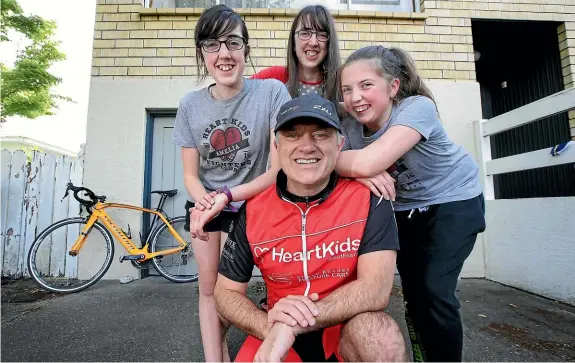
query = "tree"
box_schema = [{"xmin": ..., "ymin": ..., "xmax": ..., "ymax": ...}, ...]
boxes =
[{"xmin": 0, "ymin": 0, "xmax": 72, "ymax": 123}]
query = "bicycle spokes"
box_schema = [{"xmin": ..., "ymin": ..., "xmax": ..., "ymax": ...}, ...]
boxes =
[
  {"xmin": 150, "ymin": 217, "xmax": 198, "ymax": 283},
  {"xmin": 28, "ymin": 218, "xmax": 114, "ymax": 293}
]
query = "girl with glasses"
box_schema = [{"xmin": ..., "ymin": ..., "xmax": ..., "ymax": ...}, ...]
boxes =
[
  {"xmin": 252, "ymin": 5, "xmax": 341, "ymax": 106},
  {"xmin": 172, "ymin": 5, "xmax": 291, "ymax": 361}
]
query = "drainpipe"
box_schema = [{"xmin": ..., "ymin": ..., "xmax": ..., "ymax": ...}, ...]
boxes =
[{"xmin": 414, "ymin": 0, "xmax": 421, "ymax": 12}]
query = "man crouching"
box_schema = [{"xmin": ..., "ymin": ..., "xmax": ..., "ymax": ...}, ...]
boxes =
[{"xmin": 214, "ymin": 94, "xmax": 407, "ymax": 362}]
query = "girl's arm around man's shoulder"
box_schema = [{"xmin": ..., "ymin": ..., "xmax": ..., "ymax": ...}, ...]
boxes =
[{"xmin": 335, "ymin": 96, "xmax": 437, "ymax": 178}]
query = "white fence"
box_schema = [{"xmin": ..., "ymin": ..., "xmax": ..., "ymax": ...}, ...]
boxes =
[
  {"xmin": 1, "ymin": 149, "xmax": 84, "ymax": 278},
  {"xmin": 474, "ymin": 87, "xmax": 575, "ymax": 199},
  {"xmin": 474, "ymin": 87, "xmax": 575, "ymax": 305}
]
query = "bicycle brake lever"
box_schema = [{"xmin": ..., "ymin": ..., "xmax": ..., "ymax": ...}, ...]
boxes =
[{"xmin": 62, "ymin": 183, "xmax": 71, "ymax": 201}]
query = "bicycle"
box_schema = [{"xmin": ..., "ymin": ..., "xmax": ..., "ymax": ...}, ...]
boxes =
[{"xmin": 27, "ymin": 182, "xmax": 198, "ymax": 293}]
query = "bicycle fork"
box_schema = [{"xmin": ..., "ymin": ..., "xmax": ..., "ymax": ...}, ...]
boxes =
[{"xmin": 69, "ymin": 214, "xmax": 99, "ymax": 256}]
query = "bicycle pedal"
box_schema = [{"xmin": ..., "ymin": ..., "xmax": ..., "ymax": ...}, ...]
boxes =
[{"xmin": 119, "ymin": 254, "xmax": 145, "ymax": 262}]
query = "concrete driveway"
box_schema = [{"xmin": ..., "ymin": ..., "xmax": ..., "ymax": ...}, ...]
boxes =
[{"xmin": 2, "ymin": 277, "xmax": 574, "ymax": 362}]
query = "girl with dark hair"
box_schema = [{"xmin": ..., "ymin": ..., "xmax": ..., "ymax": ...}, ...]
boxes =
[
  {"xmin": 251, "ymin": 4, "xmax": 341, "ymax": 104},
  {"xmin": 172, "ymin": 5, "xmax": 291, "ymax": 361},
  {"xmin": 336, "ymin": 45, "xmax": 486, "ymax": 362}
]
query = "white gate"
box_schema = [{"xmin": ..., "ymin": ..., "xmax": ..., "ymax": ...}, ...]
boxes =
[
  {"xmin": 474, "ymin": 87, "xmax": 575, "ymax": 305},
  {"xmin": 1, "ymin": 149, "xmax": 84, "ymax": 278}
]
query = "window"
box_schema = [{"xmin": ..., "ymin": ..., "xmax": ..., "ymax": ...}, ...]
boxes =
[{"xmin": 148, "ymin": 0, "xmax": 417, "ymax": 12}]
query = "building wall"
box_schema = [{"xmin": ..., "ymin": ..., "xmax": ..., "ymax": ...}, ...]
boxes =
[
  {"xmin": 91, "ymin": 0, "xmax": 575, "ymax": 135},
  {"xmin": 484, "ymin": 197, "xmax": 575, "ymax": 306},
  {"xmin": 84, "ymin": 78, "xmax": 201, "ymax": 279},
  {"xmin": 84, "ymin": 77, "xmax": 485, "ymax": 279},
  {"xmin": 86, "ymin": 0, "xmax": 574, "ymax": 281},
  {"xmin": 419, "ymin": 0, "xmax": 575, "ymax": 137}
]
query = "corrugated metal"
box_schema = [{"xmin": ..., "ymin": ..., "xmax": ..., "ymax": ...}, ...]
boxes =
[{"xmin": 473, "ymin": 20, "xmax": 575, "ymax": 199}]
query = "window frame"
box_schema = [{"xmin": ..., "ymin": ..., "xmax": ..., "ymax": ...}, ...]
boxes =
[{"xmin": 146, "ymin": 0, "xmax": 420, "ymax": 12}]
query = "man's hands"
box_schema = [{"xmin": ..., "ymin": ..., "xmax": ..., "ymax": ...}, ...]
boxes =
[
  {"xmin": 356, "ymin": 171, "xmax": 396, "ymax": 201},
  {"xmin": 189, "ymin": 192, "xmax": 228, "ymax": 241},
  {"xmin": 255, "ymin": 294, "xmax": 319, "ymax": 362},
  {"xmin": 255, "ymin": 322, "xmax": 296, "ymax": 362},
  {"xmin": 267, "ymin": 293, "xmax": 319, "ymax": 329}
]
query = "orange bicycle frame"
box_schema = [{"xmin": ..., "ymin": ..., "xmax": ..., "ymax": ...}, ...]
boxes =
[{"xmin": 69, "ymin": 202, "xmax": 187, "ymax": 260}]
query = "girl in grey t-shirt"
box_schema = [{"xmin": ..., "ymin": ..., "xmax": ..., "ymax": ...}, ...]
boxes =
[
  {"xmin": 171, "ymin": 5, "xmax": 291, "ymax": 362},
  {"xmin": 337, "ymin": 45, "xmax": 486, "ymax": 362}
]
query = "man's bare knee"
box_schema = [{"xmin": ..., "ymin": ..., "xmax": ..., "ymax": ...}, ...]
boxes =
[
  {"xmin": 199, "ymin": 287, "xmax": 215, "ymax": 298},
  {"xmin": 219, "ymin": 312, "xmax": 231, "ymax": 330},
  {"xmin": 340, "ymin": 312, "xmax": 407, "ymax": 362}
]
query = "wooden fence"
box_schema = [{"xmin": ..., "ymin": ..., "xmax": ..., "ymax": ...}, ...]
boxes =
[{"xmin": 1, "ymin": 149, "xmax": 84, "ymax": 278}]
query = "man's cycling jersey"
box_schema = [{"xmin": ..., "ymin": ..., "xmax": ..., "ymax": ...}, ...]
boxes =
[{"xmin": 219, "ymin": 170, "xmax": 400, "ymax": 309}]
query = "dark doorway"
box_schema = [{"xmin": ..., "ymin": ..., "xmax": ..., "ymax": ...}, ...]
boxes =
[{"xmin": 472, "ymin": 20, "xmax": 575, "ymax": 199}]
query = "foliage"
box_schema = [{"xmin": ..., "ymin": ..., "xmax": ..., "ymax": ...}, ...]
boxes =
[{"xmin": 0, "ymin": 0, "xmax": 72, "ymax": 123}]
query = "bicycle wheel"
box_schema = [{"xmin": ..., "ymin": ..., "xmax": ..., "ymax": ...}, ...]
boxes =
[
  {"xmin": 27, "ymin": 217, "xmax": 115, "ymax": 293},
  {"xmin": 149, "ymin": 216, "xmax": 198, "ymax": 283}
]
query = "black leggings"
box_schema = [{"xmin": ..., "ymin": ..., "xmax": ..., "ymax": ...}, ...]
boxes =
[{"xmin": 395, "ymin": 194, "xmax": 486, "ymax": 362}]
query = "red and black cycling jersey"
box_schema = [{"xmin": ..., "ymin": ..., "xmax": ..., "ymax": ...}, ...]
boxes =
[{"xmin": 219, "ymin": 170, "xmax": 399, "ymax": 309}]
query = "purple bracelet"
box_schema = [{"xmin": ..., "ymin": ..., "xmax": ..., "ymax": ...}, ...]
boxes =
[{"xmin": 216, "ymin": 186, "xmax": 238, "ymax": 212}]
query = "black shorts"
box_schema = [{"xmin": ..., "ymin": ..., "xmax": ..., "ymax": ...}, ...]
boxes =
[
  {"xmin": 292, "ymin": 329, "xmax": 339, "ymax": 362},
  {"xmin": 183, "ymin": 200, "xmax": 239, "ymax": 233},
  {"xmin": 236, "ymin": 328, "xmax": 341, "ymax": 362}
]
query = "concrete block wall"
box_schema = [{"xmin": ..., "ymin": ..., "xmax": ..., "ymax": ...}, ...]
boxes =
[
  {"xmin": 558, "ymin": 23, "xmax": 575, "ymax": 137},
  {"xmin": 420, "ymin": 0, "xmax": 575, "ymax": 136},
  {"xmin": 91, "ymin": 1, "xmax": 477, "ymax": 81},
  {"xmin": 91, "ymin": 0, "xmax": 575, "ymax": 127}
]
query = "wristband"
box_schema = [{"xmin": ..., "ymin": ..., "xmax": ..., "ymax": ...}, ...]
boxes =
[
  {"xmin": 215, "ymin": 186, "xmax": 238, "ymax": 212},
  {"xmin": 216, "ymin": 186, "xmax": 233, "ymax": 204}
]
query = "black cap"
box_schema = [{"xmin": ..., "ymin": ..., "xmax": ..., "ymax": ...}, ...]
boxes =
[{"xmin": 274, "ymin": 94, "xmax": 341, "ymax": 133}]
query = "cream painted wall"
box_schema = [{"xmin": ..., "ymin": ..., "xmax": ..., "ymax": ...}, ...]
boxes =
[
  {"xmin": 84, "ymin": 78, "xmax": 485, "ymax": 279},
  {"xmin": 84, "ymin": 78, "xmax": 208, "ymax": 278},
  {"xmin": 484, "ymin": 198, "xmax": 575, "ymax": 305},
  {"xmin": 427, "ymin": 80, "xmax": 486, "ymax": 278}
]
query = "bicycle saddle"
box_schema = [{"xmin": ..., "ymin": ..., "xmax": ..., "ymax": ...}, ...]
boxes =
[{"xmin": 151, "ymin": 189, "xmax": 178, "ymax": 197}]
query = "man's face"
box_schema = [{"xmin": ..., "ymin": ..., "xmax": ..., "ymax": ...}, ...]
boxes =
[{"xmin": 275, "ymin": 120, "xmax": 343, "ymax": 192}]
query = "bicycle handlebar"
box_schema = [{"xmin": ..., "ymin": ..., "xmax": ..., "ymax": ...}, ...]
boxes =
[{"xmin": 63, "ymin": 182, "xmax": 107, "ymax": 206}]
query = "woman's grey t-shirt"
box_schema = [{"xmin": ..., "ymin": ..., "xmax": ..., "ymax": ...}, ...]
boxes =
[
  {"xmin": 341, "ymin": 95, "xmax": 483, "ymax": 211},
  {"xmin": 172, "ymin": 78, "xmax": 291, "ymax": 206}
]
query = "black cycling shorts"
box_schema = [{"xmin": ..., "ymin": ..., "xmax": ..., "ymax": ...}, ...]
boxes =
[
  {"xmin": 235, "ymin": 328, "xmax": 341, "ymax": 362},
  {"xmin": 184, "ymin": 200, "xmax": 239, "ymax": 234},
  {"xmin": 292, "ymin": 329, "xmax": 340, "ymax": 362}
]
